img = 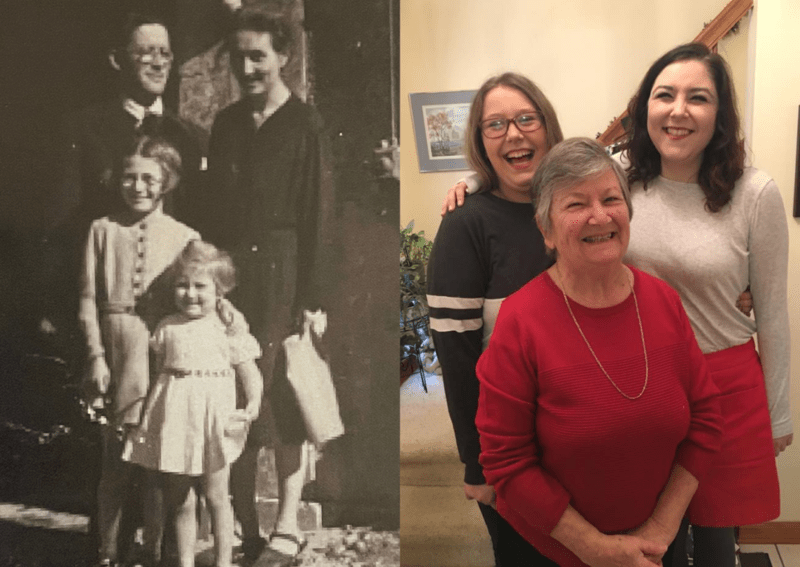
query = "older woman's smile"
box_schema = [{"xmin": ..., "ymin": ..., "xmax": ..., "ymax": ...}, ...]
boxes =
[
  {"xmin": 582, "ymin": 232, "xmax": 616, "ymax": 243},
  {"xmin": 541, "ymin": 167, "xmax": 630, "ymax": 268}
]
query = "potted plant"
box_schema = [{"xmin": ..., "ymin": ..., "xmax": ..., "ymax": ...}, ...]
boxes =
[{"xmin": 400, "ymin": 221, "xmax": 435, "ymax": 390}]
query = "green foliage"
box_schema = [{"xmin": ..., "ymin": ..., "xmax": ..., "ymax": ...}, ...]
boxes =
[{"xmin": 400, "ymin": 221, "xmax": 433, "ymax": 362}]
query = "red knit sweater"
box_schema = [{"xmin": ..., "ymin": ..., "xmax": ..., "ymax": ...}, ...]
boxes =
[{"xmin": 476, "ymin": 268, "xmax": 723, "ymax": 566}]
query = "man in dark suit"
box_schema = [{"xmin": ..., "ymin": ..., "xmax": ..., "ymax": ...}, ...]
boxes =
[{"xmin": 59, "ymin": 13, "xmax": 201, "ymax": 236}]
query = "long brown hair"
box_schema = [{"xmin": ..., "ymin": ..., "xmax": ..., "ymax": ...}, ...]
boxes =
[
  {"xmin": 464, "ymin": 73, "xmax": 563, "ymax": 192},
  {"xmin": 623, "ymin": 43, "xmax": 744, "ymax": 212}
]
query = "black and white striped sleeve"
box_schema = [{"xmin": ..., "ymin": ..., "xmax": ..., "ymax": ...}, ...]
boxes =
[{"xmin": 427, "ymin": 211, "xmax": 489, "ymax": 485}]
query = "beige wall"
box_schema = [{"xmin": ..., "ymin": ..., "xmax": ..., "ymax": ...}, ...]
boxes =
[
  {"xmin": 401, "ymin": 0, "xmax": 800, "ymax": 521},
  {"xmin": 401, "ymin": 0, "xmax": 729, "ymax": 237},
  {"xmin": 750, "ymin": 0, "xmax": 800, "ymax": 521}
]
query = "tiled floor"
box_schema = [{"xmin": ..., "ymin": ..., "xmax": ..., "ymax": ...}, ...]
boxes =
[
  {"xmin": 740, "ymin": 544, "xmax": 800, "ymax": 567},
  {"xmin": 401, "ymin": 372, "xmax": 494, "ymax": 567}
]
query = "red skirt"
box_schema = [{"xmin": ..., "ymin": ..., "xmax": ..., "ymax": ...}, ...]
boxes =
[{"xmin": 688, "ymin": 339, "xmax": 780, "ymax": 526}]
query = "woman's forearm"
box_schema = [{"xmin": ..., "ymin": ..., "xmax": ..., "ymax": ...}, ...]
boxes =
[
  {"xmin": 535, "ymin": 465, "xmax": 696, "ymax": 563},
  {"xmin": 646, "ymin": 463, "xmax": 698, "ymax": 537},
  {"xmin": 550, "ymin": 504, "xmax": 605, "ymax": 561},
  {"xmin": 551, "ymin": 504, "xmax": 670, "ymax": 566},
  {"xmin": 749, "ymin": 179, "xmax": 792, "ymax": 437}
]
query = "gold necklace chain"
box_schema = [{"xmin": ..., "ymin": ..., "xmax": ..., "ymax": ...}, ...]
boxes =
[{"xmin": 555, "ymin": 264, "xmax": 649, "ymax": 400}]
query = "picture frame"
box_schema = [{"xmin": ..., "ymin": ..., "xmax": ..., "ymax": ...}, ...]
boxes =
[{"xmin": 409, "ymin": 90, "xmax": 476, "ymax": 172}]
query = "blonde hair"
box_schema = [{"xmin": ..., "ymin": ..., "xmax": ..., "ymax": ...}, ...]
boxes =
[{"xmin": 171, "ymin": 240, "xmax": 236, "ymax": 296}]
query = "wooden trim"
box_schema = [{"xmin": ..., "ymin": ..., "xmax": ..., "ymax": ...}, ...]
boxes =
[
  {"xmin": 739, "ymin": 522, "xmax": 800, "ymax": 544},
  {"xmin": 597, "ymin": 113, "xmax": 629, "ymax": 147},
  {"xmin": 596, "ymin": 0, "xmax": 753, "ymax": 147},
  {"xmin": 694, "ymin": 0, "xmax": 753, "ymax": 48}
]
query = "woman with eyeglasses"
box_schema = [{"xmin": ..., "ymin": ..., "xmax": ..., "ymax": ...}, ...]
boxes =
[
  {"xmin": 79, "ymin": 135, "xmax": 200, "ymax": 567},
  {"xmin": 440, "ymin": 44, "xmax": 791, "ymax": 567},
  {"xmin": 426, "ymin": 72, "xmax": 561, "ymax": 566},
  {"xmin": 199, "ymin": 11, "xmax": 336, "ymax": 564}
]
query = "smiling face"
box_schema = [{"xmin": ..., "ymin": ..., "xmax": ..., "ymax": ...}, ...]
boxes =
[
  {"xmin": 120, "ymin": 156, "xmax": 165, "ymax": 216},
  {"xmin": 542, "ymin": 168, "xmax": 630, "ymax": 269},
  {"xmin": 174, "ymin": 269, "xmax": 219, "ymax": 320},
  {"xmin": 231, "ymin": 30, "xmax": 288, "ymax": 104},
  {"xmin": 647, "ymin": 59, "xmax": 718, "ymax": 182},
  {"xmin": 481, "ymin": 85, "xmax": 549, "ymax": 202},
  {"xmin": 120, "ymin": 23, "xmax": 172, "ymax": 105}
]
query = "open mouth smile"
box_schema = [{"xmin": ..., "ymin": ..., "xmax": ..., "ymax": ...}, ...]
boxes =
[
  {"xmin": 582, "ymin": 232, "xmax": 615, "ymax": 243},
  {"xmin": 504, "ymin": 149, "xmax": 534, "ymax": 167}
]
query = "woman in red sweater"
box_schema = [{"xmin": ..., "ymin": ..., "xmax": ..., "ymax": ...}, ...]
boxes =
[{"xmin": 475, "ymin": 137, "xmax": 723, "ymax": 567}]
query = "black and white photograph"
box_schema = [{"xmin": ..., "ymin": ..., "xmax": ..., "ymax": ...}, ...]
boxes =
[{"xmin": 0, "ymin": 1, "xmax": 399, "ymax": 565}]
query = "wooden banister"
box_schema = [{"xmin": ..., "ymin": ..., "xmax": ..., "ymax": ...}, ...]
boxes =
[{"xmin": 597, "ymin": 0, "xmax": 753, "ymax": 147}]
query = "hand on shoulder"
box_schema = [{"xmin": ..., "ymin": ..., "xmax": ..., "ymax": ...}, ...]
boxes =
[
  {"xmin": 217, "ymin": 298, "xmax": 250, "ymax": 336},
  {"xmin": 441, "ymin": 180, "xmax": 470, "ymax": 216}
]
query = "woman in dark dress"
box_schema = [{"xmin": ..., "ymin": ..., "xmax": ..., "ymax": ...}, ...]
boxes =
[{"xmin": 200, "ymin": 10, "xmax": 334, "ymax": 564}]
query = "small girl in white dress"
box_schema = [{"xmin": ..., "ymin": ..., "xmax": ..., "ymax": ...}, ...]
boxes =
[{"xmin": 124, "ymin": 240, "xmax": 262, "ymax": 567}]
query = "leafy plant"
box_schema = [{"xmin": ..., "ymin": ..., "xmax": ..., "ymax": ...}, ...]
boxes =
[{"xmin": 400, "ymin": 221, "xmax": 435, "ymax": 389}]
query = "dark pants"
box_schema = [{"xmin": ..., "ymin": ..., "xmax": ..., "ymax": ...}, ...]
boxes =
[
  {"xmin": 668, "ymin": 520, "xmax": 736, "ymax": 567},
  {"xmin": 693, "ymin": 526, "xmax": 736, "ymax": 567},
  {"xmin": 478, "ymin": 503, "xmax": 559, "ymax": 567}
]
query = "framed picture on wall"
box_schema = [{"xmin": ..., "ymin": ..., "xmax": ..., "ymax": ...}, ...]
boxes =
[
  {"xmin": 409, "ymin": 90, "xmax": 476, "ymax": 172},
  {"xmin": 794, "ymin": 106, "xmax": 800, "ymax": 217}
]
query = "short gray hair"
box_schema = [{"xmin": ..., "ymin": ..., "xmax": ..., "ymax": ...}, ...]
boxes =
[{"xmin": 530, "ymin": 137, "xmax": 631, "ymax": 254}]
